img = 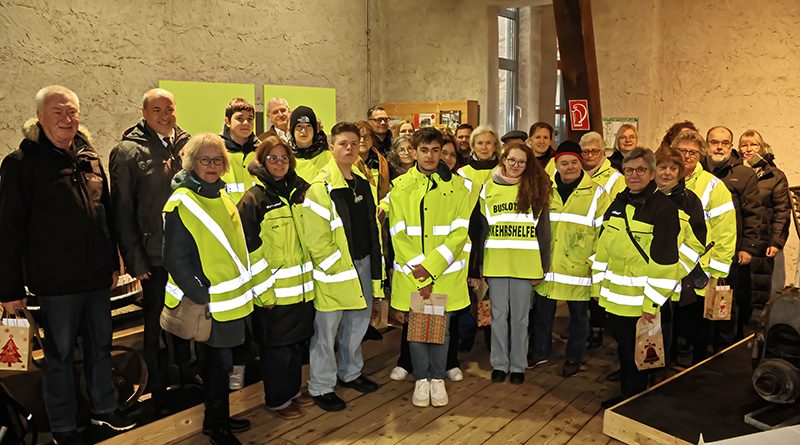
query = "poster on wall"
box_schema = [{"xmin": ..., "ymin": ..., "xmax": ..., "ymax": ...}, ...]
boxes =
[
  {"xmin": 263, "ymin": 85, "xmax": 336, "ymax": 134},
  {"xmin": 414, "ymin": 113, "xmax": 436, "ymax": 128},
  {"xmin": 602, "ymin": 117, "xmax": 639, "ymax": 149},
  {"xmin": 439, "ymin": 110, "xmax": 461, "ymax": 132},
  {"xmin": 159, "ymin": 80, "xmax": 255, "ymax": 137}
]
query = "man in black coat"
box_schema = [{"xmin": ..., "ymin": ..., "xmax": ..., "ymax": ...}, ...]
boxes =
[
  {"xmin": 703, "ymin": 125, "xmax": 763, "ymax": 343},
  {"xmin": 109, "ymin": 88, "xmax": 198, "ymax": 409},
  {"xmin": 0, "ymin": 86, "xmax": 135, "ymax": 443}
]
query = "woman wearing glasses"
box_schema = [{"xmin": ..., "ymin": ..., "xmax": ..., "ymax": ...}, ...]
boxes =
[
  {"xmin": 387, "ymin": 136, "xmax": 416, "ymax": 179},
  {"xmin": 608, "ymin": 124, "xmax": 639, "ymax": 172},
  {"xmin": 163, "ymin": 133, "xmax": 253, "ymax": 443},
  {"xmin": 472, "ymin": 142, "xmax": 551, "ymax": 385},
  {"xmin": 238, "ymin": 135, "xmax": 317, "ymax": 420},
  {"xmin": 355, "ymin": 121, "xmax": 391, "ymax": 200}
]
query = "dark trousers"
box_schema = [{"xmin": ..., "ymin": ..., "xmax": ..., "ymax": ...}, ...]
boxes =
[
  {"xmin": 141, "ymin": 266, "xmax": 192, "ymax": 393},
  {"xmin": 608, "ymin": 313, "xmax": 649, "ymax": 397},
  {"xmin": 252, "ymin": 310, "xmax": 302, "ymax": 410},
  {"xmin": 198, "ymin": 343, "xmax": 233, "ymax": 429},
  {"xmin": 673, "ymin": 298, "xmax": 711, "ymax": 364},
  {"xmin": 397, "ymin": 311, "xmax": 462, "ymax": 372},
  {"xmin": 589, "ymin": 298, "xmax": 605, "ymax": 329},
  {"xmin": 39, "ymin": 288, "xmax": 118, "ymax": 432},
  {"xmin": 660, "ymin": 301, "xmax": 674, "ymax": 364},
  {"xmin": 712, "ymin": 265, "xmax": 751, "ymax": 350},
  {"xmin": 532, "ymin": 296, "xmax": 589, "ymax": 364}
]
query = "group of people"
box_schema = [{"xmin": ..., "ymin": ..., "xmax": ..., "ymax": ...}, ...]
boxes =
[{"xmin": 0, "ymin": 85, "xmax": 790, "ymax": 445}]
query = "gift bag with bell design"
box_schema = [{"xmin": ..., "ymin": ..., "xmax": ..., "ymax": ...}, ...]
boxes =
[
  {"xmin": 0, "ymin": 311, "xmax": 32, "ymax": 373},
  {"xmin": 703, "ymin": 277, "xmax": 733, "ymax": 321},
  {"xmin": 635, "ymin": 311, "xmax": 665, "ymax": 371},
  {"xmin": 407, "ymin": 292, "xmax": 448, "ymax": 344}
]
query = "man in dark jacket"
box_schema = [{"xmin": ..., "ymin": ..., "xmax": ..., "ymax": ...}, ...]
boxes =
[
  {"xmin": 109, "ymin": 88, "xmax": 197, "ymax": 409},
  {"xmin": 368, "ymin": 105, "xmax": 392, "ymax": 156},
  {"xmin": 0, "ymin": 86, "xmax": 135, "ymax": 443},
  {"xmin": 703, "ymin": 126, "xmax": 762, "ymax": 343}
]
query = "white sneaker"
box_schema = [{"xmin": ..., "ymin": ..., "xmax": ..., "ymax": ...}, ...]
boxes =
[
  {"xmin": 412, "ymin": 379, "xmax": 431, "ymax": 407},
  {"xmin": 430, "ymin": 379, "xmax": 449, "ymax": 407},
  {"xmin": 446, "ymin": 367, "xmax": 464, "ymax": 382},
  {"xmin": 390, "ymin": 366, "xmax": 409, "ymax": 381},
  {"xmin": 229, "ymin": 365, "xmax": 245, "ymax": 390}
]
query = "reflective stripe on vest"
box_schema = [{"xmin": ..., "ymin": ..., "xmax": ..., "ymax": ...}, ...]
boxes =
[
  {"xmin": 226, "ymin": 183, "xmax": 247, "ymax": 194},
  {"xmin": 604, "ymin": 171, "xmax": 622, "ymax": 194},
  {"xmin": 709, "ymin": 258, "xmax": 731, "ymax": 274},
  {"xmin": 545, "ymin": 272, "xmax": 592, "ymax": 287},
  {"xmin": 550, "ymin": 186, "xmax": 605, "ymax": 227},
  {"xmin": 485, "ymin": 239, "xmax": 539, "ymax": 250},
  {"xmin": 601, "ymin": 287, "xmax": 644, "ymax": 306},
  {"xmin": 275, "ymin": 280, "xmax": 315, "ymax": 299}
]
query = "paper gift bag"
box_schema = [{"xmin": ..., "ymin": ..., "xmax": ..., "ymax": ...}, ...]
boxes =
[
  {"xmin": 370, "ymin": 298, "xmax": 389, "ymax": 329},
  {"xmin": 0, "ymin": 314, "xmax": 32, "ymax": 372},
  {"xmin": 407, "ymin": 292, "xmax": 447, "ymax": 344},
  {"xmin": 703, "ymin": 278, "xmax": 732, "ymax": 321},
  {"xmin": 635, "ymin": 312, "xmax": 665, "ymax": 371},
  {"xmin": 477, "ymin": 298, "xmax": 492, "ymax": 327}
]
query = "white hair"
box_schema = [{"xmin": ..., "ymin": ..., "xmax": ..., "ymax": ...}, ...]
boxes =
[
  {"xmin": 267, "ymin": 97, "xmax": 289, "ymax": 111},
  {"xmin": 142, "ymin": 88, "xmax": 175, "ymax": 108},
  {"xmin": 579, "ymin": 131, "xmax": 605, "ymax": 148},
  {"xmin": 35, "ymin": 85, "xmax": 79, "ymax": 112}
]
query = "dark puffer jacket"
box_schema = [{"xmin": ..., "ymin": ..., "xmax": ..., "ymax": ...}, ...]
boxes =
[
  {"xmin": 0, "ymin": 120, "xmax": 118, "ymax": 300},
  {"xmin": 746, "ymin": 152, "xmax": 791, "ymax": 305},
  {"xmin": 109, "ymin": 120, "xmax": 189, "ymax": 276}
]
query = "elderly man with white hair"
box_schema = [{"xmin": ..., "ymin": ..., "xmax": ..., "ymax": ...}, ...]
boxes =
[
  {"xmin": 258, "ymin": 97, "xmax": 292, "ymax": 143},
  {"xmin": 0, "ymin": 85, "xmax": 135, "ymax": 444}
]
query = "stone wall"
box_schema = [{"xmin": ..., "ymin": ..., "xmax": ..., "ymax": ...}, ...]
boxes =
[{"xmin": 0, "ymin": 0, "xmax": 369, "ymax": 158}]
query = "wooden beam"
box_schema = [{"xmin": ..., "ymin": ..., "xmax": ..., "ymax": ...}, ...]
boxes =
[{"xmin": 552, "ymin": 0, "xmax": 602, "ymax": 141}]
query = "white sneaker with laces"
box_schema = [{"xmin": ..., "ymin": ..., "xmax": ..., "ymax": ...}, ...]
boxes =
[
  {"xmin": 412, "ymin": 379, "xmax": 431, "ymax": 407},
  {"xmin": 430, "ymin": 379, "xmax": 449, "ymax": 407},
  {"xmin": 446, "ymin": 367, "xmax": 464, "ymax": 382},
  {"xmin": 390, "ymin": 366, "xmax": 409, "ymax": 381},
  {"xmin": 229, "ymin": 365, "xmax": 246, "ymax": 390}
]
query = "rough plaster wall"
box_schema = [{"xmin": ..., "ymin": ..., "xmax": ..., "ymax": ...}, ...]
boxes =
[
  {"xmin": 0, "ymin": 0, "xmax": 368, "ymax": 159},
  {"xmin": 369, "ymin": 0, "xmax": 490, "ymax": 119}
]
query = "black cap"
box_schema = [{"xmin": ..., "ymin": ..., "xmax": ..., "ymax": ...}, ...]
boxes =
[
  {"xmin": 501, "ymin": 130, "xmax": 528, "ymax": 143},
  {"xmin": 290, "ymin": 106, "xmax": 318, "ymax": 135},
  {"xmin": 555, "ymin": 140, "xmax": 583, "ymax": 164}
]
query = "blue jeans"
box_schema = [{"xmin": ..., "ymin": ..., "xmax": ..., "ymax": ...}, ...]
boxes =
[
  {"xmin": 532, "ymin": 294, "xmax": 589, "ymax": 364},
  {"xmin": 39, "ymin": 288, "xmax": 117, "ymax": 432}
]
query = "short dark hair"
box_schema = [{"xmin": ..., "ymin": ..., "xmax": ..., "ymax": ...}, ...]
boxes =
[
  {"xmin": 412, "ymin": 127, "xmax": 444, "ymax": 149},
  {"xmin": 225, "ymin": 97, "xmax": 254, "ymax": 119},
  {"xmin": 456, "ymin": 123, "xmax": 474, "ymax": 133},
  {"xmin": 659, "ymin": 121, "xmax": 698, "ymax": 151},
  {"xmin": 655, "ymin": 146, "xmax": 685, "ymax": 178},
  {"xmin": 256, "ymin": 135, "xmax": 296, "ymax": 171},
  {"xmin": 367, "ymin": 105, "xmax": 386, "ymax": 119},
  {"xmin": 330, "ymin": 121, "xmax": 360, "ymax": 142},
  {"xmin": 529, "ymin": 122, "xmax": 554, "ymax": 139},
  {"xmin": 622, "ymin": 147, "xmax": 656, "ymax": 171}
]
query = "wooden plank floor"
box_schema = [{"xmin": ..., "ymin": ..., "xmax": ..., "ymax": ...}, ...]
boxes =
[{"xmin": 170, "ymin": 313, "xmax": 626, "ymax": 445}]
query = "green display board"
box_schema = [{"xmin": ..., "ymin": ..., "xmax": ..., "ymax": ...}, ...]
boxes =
[
  {"xmin": 159, "ymin": 80, "xmax": 255, "ymax": 137},
  {"xmin": 263, "ymin": 84, "xmax": 336, "ymax": 134}
]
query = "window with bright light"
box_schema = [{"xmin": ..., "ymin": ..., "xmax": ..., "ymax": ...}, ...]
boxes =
[{"xmin": 498, "ymin": 8, "xmax": 519, "ymax": 135}]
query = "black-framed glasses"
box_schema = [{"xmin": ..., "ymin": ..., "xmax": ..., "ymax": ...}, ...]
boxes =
[
  {"xmin": 197, "ymin": 156, "xmax": 224, "ymax": 166},
  {"xmin": 266, "ymin": 155, "xmax": 289, "ymax": 164},
  {"xmin": 369, "ymin": 117, "xmax": 389, "ymax": 123},
  {"xmin": 581, "ymin": 149, "xmax": 603, "ymax": 156},
  {"xmin": 506, "ymin": 157, "xmax": 527, "ymax": 167},
  {"xmin": 677, "ymin": 148, "xmax": 701, "ymax": 159},
  {"xmin": 623, "ymin": 166, "xmax": 649, "ymax": 176}
]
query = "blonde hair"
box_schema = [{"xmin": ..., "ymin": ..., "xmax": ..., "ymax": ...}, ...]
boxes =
[
  {"xmin": 739, "ymin": 129, "xmax": 771, "ymax": 154},
  {"xmin": 181, "ymin": 133, "xmax": 230, "ymax": 173},
  {"xmin": 670, "ymin": 129, "xmax": 709, "ymax": 154},
  {"xmin": 614, "ymin": 124, "xmax": 639, "ymax": 151}
]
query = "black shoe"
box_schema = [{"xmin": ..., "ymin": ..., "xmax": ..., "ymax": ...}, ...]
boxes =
[
  {"xmin": 509, "ymin": 372, "xmax": 524, "ymax": 385},
  {"xmin": 600, "ymin": 394, "xmax": 627, "ymax": 409},
  {"xmin": 561, "ymin": 361, "xmax": 581, "ymax": 377},
  {"xmin": 203, "ymin": 417, "xmax": 251, "ymax": 435},
  {"xmin": 180, "ymin": 373, "xmax": 204, "ymax": 389},
  {"xmin": 90, "ymin": 410, "xmax": 137, "ymax": 431},
  {"xmin": 314, "ymin": 392, "xmax": 346, "ymax": 412},
  {"xmin": 491, "ymin": 370, "xmax": 507, "ymax": 383},
  {"xmin": 338, "ymin": 375, "xmax": 378, "ymax": 393},
  {"xmin": 606, "ymin": 369, "xmax": 621, "ymax": 382},
  {"xmin": 587, "ymin": 328, "xmax": 603, "ymax": 349},
  {"xmin": 52, "ymin": 430, "xmax": 86, "ymax": 445},
  {"xmin": 208, "ymin": 427, "xmax": 242, "ymax": 445}
]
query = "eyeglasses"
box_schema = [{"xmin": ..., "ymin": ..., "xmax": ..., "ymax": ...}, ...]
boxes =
[
  {"xmin": 397, "ymin": 147, "xmax": 415, "ymax": 154},
  {"xmin": 739, "ymin": 142, "xmax": 760, "ymax": 150},
  {"xmin": 295, "ymin": 126, "xmax": 313, "ymax": 133},
  {"xmin": 506, "ymin": 157, "xmax": 527, "ymax": 167},
  {"xmin": 581, "ymin": 149, "xmax": 603, "ymax": 156},
  {"xmin": 266, "ymin": 155, "xmax": 289, "ymax": 164},
  {"xmin": 677, "ymin": 148, "xmax": 701, "ymax": 159},
  {"xmin": 369, "ymin": 117, "xmax": 389, "ymax": 123},
  {"xmin": 623, "ymin": 166, "xmax": 649, "ymax": 176},
  {"xmin": 708, "ymin": 139, "xmax": 732, "ymax": 147},
  {"xmin": 197, "ymin": 156, "xmax": 224, "ymax": 166}
]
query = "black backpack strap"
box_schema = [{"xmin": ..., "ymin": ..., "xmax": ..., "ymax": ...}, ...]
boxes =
[{"xmin": 622, "ymin": 207, "xmax": 650, "ymax": 263}]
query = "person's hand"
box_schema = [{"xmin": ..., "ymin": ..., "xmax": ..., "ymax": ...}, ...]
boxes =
[
  {"xmin": 530, "ymin": 279, "xmax": 542, "ymax": 286},
  {"xmin": 738, "ymin": 251, "xmax": 752, "ymax": 265},
  {"xmin": 766, "ymin": 246, "xmax": 780, "ymax": 258},
  {"xmin": 420, "ymin": 284, "xmax": 433, "ymax": 299},
  {"xmin": 412, "ymin": 265, "xmax": 431, "ymax": 282},
  {"xmin": 138, "ymin": 272, "xmax": 152, "ymax": 281},
  {"xmin": 111, "ymin": 270, "xmax": 120, "ymax": 289},
  {"xmin": 2, "ymin": 298, "xmax": 27, "ymax": 316},
  {"xmin": 377, "ymin": 207, "xmax": 386, "ymax": 222},
  {"xmin": 468, "ymin": 278, "xmax": 483, "ymax": 289},
  {"xmin": 641, "ymin": 312, "xmax": 656, "ymax": 323},
  {"xmin": 264, "ymin": 304, "xmax": 275, "ymax": 310}
]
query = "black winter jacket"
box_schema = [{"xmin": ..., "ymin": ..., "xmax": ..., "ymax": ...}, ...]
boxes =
[
  {"xmin": 0, "ymin": 120, "xmax": 118, "ymax": 300},
  {"xmin": 237, "ymin": 163, "xmax": 314, "ymax": 347},
  {"xmin": 109, "ymin": 120, "xmax": 189, "ymax": 276},
  {"xmin": 702, "ymin": 151, "xmax": 762, "ymax": 256}
]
